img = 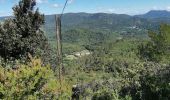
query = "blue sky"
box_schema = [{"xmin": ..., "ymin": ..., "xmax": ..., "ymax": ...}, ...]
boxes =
[{"xmin": 0, "ymin": 0, "xmax": 170, "ymax": 16}]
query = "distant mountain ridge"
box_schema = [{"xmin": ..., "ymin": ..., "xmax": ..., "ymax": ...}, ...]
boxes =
[
  {"xmin": 44, "ymin": 11, "xmax": 158, "ymax": 33},
  {"xmin": 135, "ymin": 10, "xmax": 170, "ymax": 19},
  {"xmin": 0, "ymin": 17, "xmax": 6, "ymax": 21},
  {"xmin": 1, "ymin": 10, "xmax": 170, "ymax": 20},
  {"xmin": 1, "ymin": 10, "xmax": 170, "ymax": 39}
]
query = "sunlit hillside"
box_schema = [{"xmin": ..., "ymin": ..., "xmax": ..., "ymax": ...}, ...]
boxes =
[{"xmin": 0, "ymin": 0, "xmax": 170, "ymax": 100}]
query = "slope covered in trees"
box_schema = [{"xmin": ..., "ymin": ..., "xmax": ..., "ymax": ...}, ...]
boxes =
[{"xmin": 0, "ymin": 0, "xmax": 170, "ymax": 99}]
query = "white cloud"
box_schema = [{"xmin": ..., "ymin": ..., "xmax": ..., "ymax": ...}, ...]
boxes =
[
  {"xmin": 52, "ymin": 3, "xmax": 64, "ymax": 9},
  {"xmin": 52, "ymin": 0, "xmax": 74, "ymax": 9},
  {"xmin": 107, "ymin": 9, "xmax": 116, "ymax": 13},
  {"xmin": 151, "ymin": 6, "xmax": 162, "ymax": 10},
  {"xmin": 96, "ymin": 7, "xmax": 116, "ymax": 13},
  {"xmin": 166, "ymin": 6, "xmax": 170, "ymax": 11},
  {"xmin": 68, "ymin": 0, "xmax": 74, "ymax": 4},
  {"xmin": 52, "ymin": 3, "xmax": 61, "ymax": 8},
  {"xmin": 36, "ymin": 0, "xmax": 48, "ymax": 4},
  {"xmin": 149, "ymin": 6, "xmax": 170, "ymax": 11}
]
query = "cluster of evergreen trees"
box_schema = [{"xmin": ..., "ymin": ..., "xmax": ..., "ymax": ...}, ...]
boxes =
[
  {"xmin": 0, "ymin": 0, "xmax": 59, "ymax": 99},
  {"xmin": 0, "ymin": 0, "xmax": 47, "ymax": 62}
]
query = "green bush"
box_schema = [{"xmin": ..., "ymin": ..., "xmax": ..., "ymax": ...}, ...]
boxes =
[
  {"xmin": 92, "ymin": 90, "xmax": 132, "ymax": 100},
  {"xmin": 0, "ymin": 58, "xmax": 72, "ymax": 99},
  {"xmin": 139, "ymin": 66, "xmax": 170, "ymax": 100},
  {"xmin": 138, "ymin": 24, "xmax": 170, "ymax": 62}
]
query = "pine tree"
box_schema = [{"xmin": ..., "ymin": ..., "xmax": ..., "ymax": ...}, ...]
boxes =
[{"xmin": 0, "ymin": 0, "xmax": 48, "ymax": 61}]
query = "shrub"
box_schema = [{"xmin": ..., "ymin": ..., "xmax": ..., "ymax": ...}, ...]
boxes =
[
  {"xmin": 0, "ymin": 58, "xmax": 71, "ymax": 99},
  {"xmin": 139, "ymin": 66, "xmax": 170, "ymax": 100},
  {"xmin": 138, "ymin": 24, "xmax": 170, "ymax": 62},
  {"xmin": 92, "ymin": 90, "xmax": 132, "ymax": 100}
]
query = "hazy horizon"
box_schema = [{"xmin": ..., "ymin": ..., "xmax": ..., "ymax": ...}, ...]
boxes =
[{"xmin": 1, "ymin": 10, "xmax": 170, "ymax": 18}]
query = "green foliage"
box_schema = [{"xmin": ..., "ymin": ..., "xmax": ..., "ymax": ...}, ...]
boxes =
[
  {"xmin": 0, "ymin": 0, "xmax": 47, "ymax": 61},
  {"xmin": 1, "ymin": 2, "xmax": 170, "ymax": 99},
  {"xmin": 138, "ymin": 24, "xmax": 170, "ymax": 62},
  {"xmin": 0, "ymin": 58, "xmax": 56, "ymax": 99},
  {"xmin": 65, "ymin": 37, "xmax": 170, "ymax": 100},
  {"xmin": 81, "ymin": 39, "xmax": 139, "ymax": 72},
  {"xmin": 0, "ymin": 58, "xmax": 72, "ymax": 99},
  {"xmin": 92, "ymin": 91, "xmax": 118, "ymax": 100},
  {"xmin": 63, "ymin": 29, "xmax": 105, "ymax": 44},
  {"xmin": 139, "ymin": 66, "xmax": 170, "ymax": 100},
  {"xmin": 92, "ymin": 90, "xmax": 132, "ymax": 100},
  {"xmin": 44, "ymin": 13, "xmax": 159, "ymax": 38}
]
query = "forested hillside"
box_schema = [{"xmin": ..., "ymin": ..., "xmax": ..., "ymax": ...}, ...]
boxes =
[
  {"xmin": 2, "ymin": 10, "xmax": 170, "ymax": 42},
  {"xmin": 0, "ymin": 0, "xmax": 170, "ymax": 100},
  {"xmin": 41, "ymin": 11, "xmax": 170, "ymax": 55}
]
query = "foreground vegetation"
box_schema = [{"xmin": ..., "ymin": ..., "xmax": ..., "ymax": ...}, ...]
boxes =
[{"xmin": 0, "ymin": 0, "xmax": 170, "ymax": 100}]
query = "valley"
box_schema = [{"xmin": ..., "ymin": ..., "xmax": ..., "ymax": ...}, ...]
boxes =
[{"xmin": 0, "ymin": 3, "xmax": 170, "ymax": 99}]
